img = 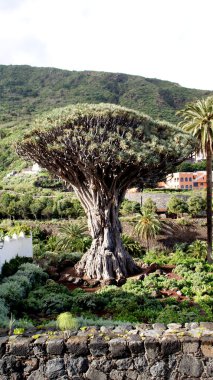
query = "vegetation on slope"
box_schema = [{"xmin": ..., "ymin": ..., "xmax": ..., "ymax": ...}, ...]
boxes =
[{"xmin": 0, "ymin": 64, "xmax": 212, "ymax": 177}]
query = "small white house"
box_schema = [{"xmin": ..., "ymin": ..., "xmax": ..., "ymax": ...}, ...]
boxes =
[{"xmin": 0, "ymin": 232, "xmax": 33, "ymax": 273}]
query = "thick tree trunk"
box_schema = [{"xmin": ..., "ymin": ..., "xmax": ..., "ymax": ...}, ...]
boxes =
[
  {"xmin": 206, "ymin": 146, "xmax": 213, "ymax": 263},
  {"xmin": 75, "ymin": 193, "xmax": 140, "ymax": 280}
]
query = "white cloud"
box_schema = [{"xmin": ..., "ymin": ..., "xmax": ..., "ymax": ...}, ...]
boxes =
[{"xmin": 0, "ymin": 0, "xmax": 213, "ymax": 90}]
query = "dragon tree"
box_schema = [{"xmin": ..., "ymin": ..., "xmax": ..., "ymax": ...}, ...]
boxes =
[{"xmin": 16, "ymin": 103, "xmax": 195, "ymax": 280}]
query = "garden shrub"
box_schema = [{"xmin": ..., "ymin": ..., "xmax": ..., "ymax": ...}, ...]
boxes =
[
  {"xmin": 16, "ymin": 263, "xmax": 48, "ymax": 286},
  {"xmin": 122, "ymin": 234, "xmax": 145, "ymax": 257},
  {"xmin": 56, "ymin": 312, "xmax": 78, "ymax": 331},
  {"xmin": 0, "ymin": 298, "xmax": 9, "ymax": 327},
  {"xmin": 25, "ymin": 283, "xmax": 72, "ymax": 314},
  {"xmin": 1, "ymin": 256, "xmax": 33, "ymax": 278},
  {"xmin": 120, "ymin": 199, "xmax": 141, "ymax": 215}
]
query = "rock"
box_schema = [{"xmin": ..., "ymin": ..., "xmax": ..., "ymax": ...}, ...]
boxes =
[
  {"xmin": 167, "ymin": 323, "xmax": 182, "ymax": 330},
  {"xmin": 45, "ymin": 358, "xmax": 65, "ymax": 379},
  {"xmin": 161, "ymin": 337, "xmax": 181, "ymax": 356},
  {"xmin": 179, "ymin": 355, "xmax": 203, "ymax": 378},
  {"xmin": 125, "ymin": 370, "xmax": 139, "ymax": 380},
  {"xmin": 0, "ymin": 337, "xmax": 8, "ymax": 358},
  {"xmin": 137, "ymin": 274, "xmax": 145, "ymax": 281},
  {"xmin": 109, "ymin": 369, "xmax": 125, "ymax": 380},
  {"xmin": 9, "ymin": 337, "xmax": 33, "ymax": 357},
  {"xmin": 144, "ymin": 337, "xmax": 160, "ymax": 361},
  {"xmin": 65, "ymin": 356, "xmax": 88, "ymax": 377},
  {"xmin": 185, "ymin": 322, "xmax": 199, "ymax": 330},
  {"xmin": 201, "ymin": 337, "xmax": 213, "ymax": 357},
  {"xmin": 23, "ymin": 358, "xmax": 38, "ymax": 376},
  {"xmin": 116, "ymin": 358, "xmax": 133, "ymax": 370},
  {"xmin": 116, "ymin": 278, "xmax": 126, "ymax": 286},
  {"xmin": 46, "ymin": 338, "xmax": 64, "ymax": 355},
  {"xmin": 200, "ymin": 322, "xmax": 213, "ymax": 329},
  {"xmin": 133, "ymin": 356, "xmax": 148, "ymax": 372},
  {"xmin": 66, "ymin": 336, "xmax": 89, "ymax": 357},
  {"xmin": 206, "ymin": 358, "xmax": 213, "ymax": 377},
  {"xmin": 109, "ymin": 338, "xmax": 129, "ymax": 358},
  {"xmin": 182, "ymin": 337, "xmax": 199, "ymax": 354},
  {"xmin": 89, "ymin": 338, "xmax": 109, "ymax": 356},
  {"xmin": 86, "ymin": 368, "xmax": 107, "ymax": 380},
  {"xmin": 150, "ymin": 360, "xmax": 166, "ymax": 377},
  {"xmin": 72, "ymin": 277, "xmax": 84, "ymax": 286},
  {"xmin": 152, "ymin": 323, "xmax": 166, "ymax": 331},
  {"xmin": 128, "ymin": 337, "xmax": 144, "ymax": 355}
]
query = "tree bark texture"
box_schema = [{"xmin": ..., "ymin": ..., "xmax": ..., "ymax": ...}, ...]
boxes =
[
  {"xmin": 206, "ymin": 143, "xmax": 213, "ymax": 263},
  {"xmin": 74, "ymin": 189, "xmax": 139, "ymax": 280}
]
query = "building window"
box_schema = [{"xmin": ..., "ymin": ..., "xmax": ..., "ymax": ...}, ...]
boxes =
[
  {"xmin": 185, "ymin": 185, "xmax": 188, "ymax": 189},
  {"xmin": 180, "ymin": 178, "xmax": 184, "ymax": 182},
  {"xmin": 185, "ymin": 178, "xmax": 188, "ymax": 182},
  {"xmin": 189, "ymin": 178, "xmax": 192, "ymax": 182},
  {"xmin": 181, "ymin": 185, "xmax": 184, "ymax": 189},
  {"xmin": 194, "ymin": 182, "xmax": 198, "ymax": 187},
  {"xmin": 190, "ymin": 185, "xmax": 192, "ymax": 189}
]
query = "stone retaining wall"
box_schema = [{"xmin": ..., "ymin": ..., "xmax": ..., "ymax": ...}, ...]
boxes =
[{"xmin": 1, "ymin": 322, "xmax": 213, "ymax": 379}]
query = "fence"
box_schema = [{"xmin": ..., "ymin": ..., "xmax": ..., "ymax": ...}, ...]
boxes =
[{"xmin": 0, "ymin": 232, "xmax": 33, "ymax": 273}]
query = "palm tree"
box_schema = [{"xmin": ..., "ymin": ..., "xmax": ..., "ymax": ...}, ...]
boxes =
[
  {"xmin": 135, "ymin": 209, "xmax": 161, "ymax": 251},
  {"xmin": 177, "ymin": 96, "xmax": 213, "ymax": 263},
  {"xmin": 57, "ymin": 222, "xmax": 92, "ymax": 253}
]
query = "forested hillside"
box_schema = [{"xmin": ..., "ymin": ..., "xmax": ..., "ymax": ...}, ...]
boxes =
[{"xmin": 0, "ymin": 64, "xmax": 212, "ymax": 177}]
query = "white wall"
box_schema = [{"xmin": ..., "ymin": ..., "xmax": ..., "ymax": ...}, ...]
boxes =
[{"xmin": 0, "ymin": 232, "xmax": 33, "ymax": 273}]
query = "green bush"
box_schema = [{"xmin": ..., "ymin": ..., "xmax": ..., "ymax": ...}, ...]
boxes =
[
  {"xmin": 1, "ymin": 256, "xmax": 33, "ymax": 278},
  {"xmin": 122, "ymin": 234, "xmax": 145, "ymax": 257},
  {"xmin": 0, "ymin": 298, "xmax": 9, "ymax": 327},
  {"xmin": 120, "ymin": 199, "xmax": 141, "ymax": 216},
  {"xmin": 25, "ymin": 283, "xmax": 72, "ymax": 314},
  {"xmin": 56, "ymin": 312, "xmax": 78, "ymax": 331}
]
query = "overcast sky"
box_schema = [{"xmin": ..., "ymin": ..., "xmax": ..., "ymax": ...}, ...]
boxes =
[{"xmin": 0, "ymin": 0, "xmax": 212, "ymax": 90}]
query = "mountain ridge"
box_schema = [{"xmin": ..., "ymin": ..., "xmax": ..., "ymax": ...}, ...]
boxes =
[{"xmin": 0, "ymin": 64, "xmax": 212, "ymax": 177}]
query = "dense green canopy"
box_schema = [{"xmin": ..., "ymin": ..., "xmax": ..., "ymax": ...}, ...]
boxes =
[{"xmin": 17, "ymin": 103, "xmax": 196, "ymax": 191}]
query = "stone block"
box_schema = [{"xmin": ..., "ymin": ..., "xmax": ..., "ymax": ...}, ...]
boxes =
[
  {"xmin": 116, "ymin": 358, "xmax": 133, "ymax": 370},
  {"xmin": 27, "ymin": 367, "xmax": 45, "ymax": 380},
  {"xmin": 90, "ymin": 358, "xmax": 115, "ymax": 373},
  {"xmin": 109, "ymin": 369, "xmax": 125, "ymax": 380},
  {"xmin": 150, "ymin": 360, "xmax": 166, "ymax": 377},
  {"xmin": 200, "ymin": 322, "xmax": 213, "ymax": 330},
  {"xmin": 178, "ymin": 354, "xmax": 203, "ymax": 378},
  {"xmin": 0, "ymin": 337, "xmax": 8, "ymax": 359},
  {"xmin": 45, "ymin": 358, "xmax": 65, "ymax": 380},
  {"xmin": 9, "ymin": 337, "xmax": 32, "ymax": 357},
  {"xmin": 66, "ymin": 336, "xmax": 89, "ymax": 357},
  {"xmin": 86, "ymin": 368, "xmax": 107, "ymax": 380},
  {"xmin": 201, "ymin": 337, "xmax": 213, "ymax": 358},
  {"xmin": 23, "ymin": 358, "xmax": 38, "ymax": 376},
  {"xmin": 206, "ymin": 358, "xmax": 213, "ymax": 377},
  {"xmin": 66, "ymin": 357, "xmax": 88, "ymax": 377},
  {"xmin": 182, "ymin": 337, "xmax": 199, "ymax": 354},
  {"xmin": 109, "ymin": 338, "xmax": 129, "ymax": 358},
  {"xmin": 46, "ymin": 338, "xmax": 64, "ymax": 355},
  {"xmin": 89, "ymin": 337, "xmax": 109, "ymax": 356},
  {"xmin": 161, "ymin": 337, "xmax": 181, "ymax": 356},
  {"xmin": 144, "ymin": 337, "xmax": 160, "ymax": 361},
  {"xmin": 133, "ymin": 356, "xmax": 147, "ymax": 372},
  {"xmin": 128, "ymin": 337, "xmax": 144, "ymax": 355},
  {"xmin": 125, "ymin": 370, "xmax": 139, "ymax": 380}
]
